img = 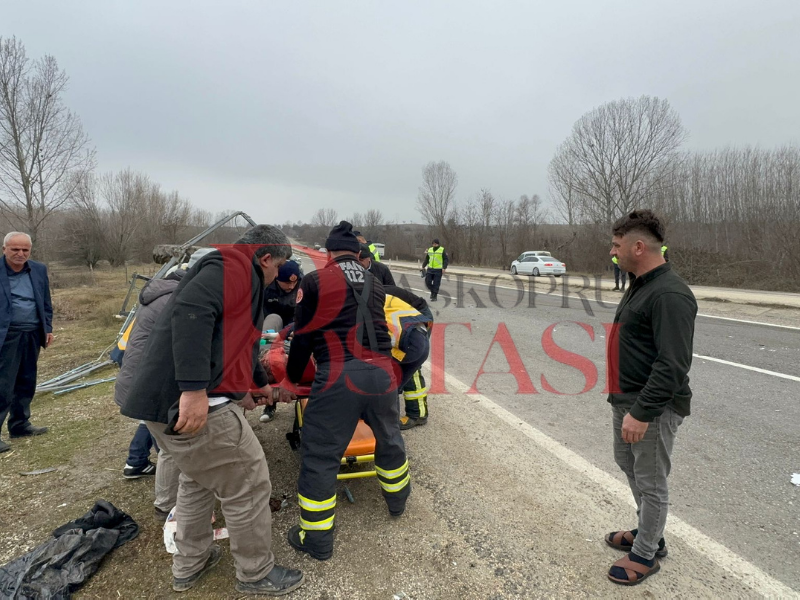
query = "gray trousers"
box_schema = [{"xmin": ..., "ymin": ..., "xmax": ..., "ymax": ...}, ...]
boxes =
[
  {"xmin": 146, "ymin": 403, "xmax": 274, "ymax": 582},
  {"xmin": 155, "ymin": 448, "xmax": 179, "ymax": 513},
  {"xmin": 612, "ymin": 405, "xmax": 683, "ymax": 560}
]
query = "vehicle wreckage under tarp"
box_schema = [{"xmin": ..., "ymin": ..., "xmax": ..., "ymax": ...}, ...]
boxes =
[{"xmin": 35, "ymin": 211, "xmax": 258, "ymax": 395}]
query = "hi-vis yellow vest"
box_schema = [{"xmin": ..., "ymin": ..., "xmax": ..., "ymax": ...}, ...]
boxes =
[
  {"xmin": 426, "ymin": 247, "xmax": 444, "ymax": 269},
  {"xmin": 369, "ymin": 242, "xmax": 381, "ymax": 262},
  {"xmin": 384, "ymin": 295, "xmax": 432, "ymax": 361}
]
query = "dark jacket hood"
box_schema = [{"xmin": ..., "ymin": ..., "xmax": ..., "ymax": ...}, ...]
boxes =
[{"xmin": 139, "ymin": 271, "xmax": 185, "ymax": 305}]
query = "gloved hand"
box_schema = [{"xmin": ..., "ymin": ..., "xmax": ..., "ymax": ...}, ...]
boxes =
[{"xmin": 420, "ymin": 269, "xmax": 425, "ymax": 279}]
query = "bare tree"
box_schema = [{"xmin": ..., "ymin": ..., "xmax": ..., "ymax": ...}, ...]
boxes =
[
  {"xmin": 548, "ymin": 95, "xmax": 686, "ymax": 223},
  {"xmin": 493, "ymin": 198, "xmax": 516, "ymax": 267},
  {"xmin": 417, "ymin": 160, "xmax": 457, "ymax": 242},
  {"xmin": 161, "ymin": 190, "xmax": 192, "ymax": 243},
  {"xmin": 515, "ymin": 194, "xmax": 546, "ymax": 249},
  {"xmin": 547, "ymin": 150, "xmax": 583, "ymax": 225},
  {"xmin": 349, "ymin": 212, "xmax": 364, "ymax": 228},
  {"xmin": 101, "ymin": 169, "xmax": 146, "ymax": 267},
  {"xmin": 311, "ymin": 207, "xmax": 338, "ymax": 228},
  {"xmin": 363, "ymin": 208, "xmax": 384, "ymax": 230},
  {"xmin": 64, "ymin": 173, "xmax": 104, "ymax": 267},
  {"xmin": 476, "ymin": 188, "xmax": 494, "ymax": 264},
  {"xmin": 0, "ymin": 37, "xmax": 95, "ymax": 250}
]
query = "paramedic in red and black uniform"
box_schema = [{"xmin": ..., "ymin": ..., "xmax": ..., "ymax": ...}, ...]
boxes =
[{"xmin": 285, "ymin": 221, "xmax": 410, "ymax": 560}]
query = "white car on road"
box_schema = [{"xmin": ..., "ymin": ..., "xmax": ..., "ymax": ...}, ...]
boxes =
[{"xmin": 510, "ymin": 253, "xmax": 566, "ymax": 277}]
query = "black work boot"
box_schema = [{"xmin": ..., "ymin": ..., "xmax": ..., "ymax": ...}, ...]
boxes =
[
  {"xmin": 235, "ymin": 564, "xmax": 305, "ymax": 596},
  {"xmin": 172, "ymin": 545, "xmax": 222, "ymax": 592},
  {"xmin": 0, "ymin": 439, "xmax": 10, "ymax": 453},
  {"xmin": 9, "ymin": 425, "xmax": 48, "ymax": 438},
  {"xmin": 400, "ymin": 397, "xmax": 428, "ymax": 430},
  {"xmin": 400, "ymin": 415, "xmax": 428, "ymax": 430},
  {"xmin": 287, "ymin": 525, "xmax": 333, "ymax": 561}
]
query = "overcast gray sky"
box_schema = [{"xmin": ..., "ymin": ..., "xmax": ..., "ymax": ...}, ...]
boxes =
[{"xmin": 4, "ymin": 1, "xmax": 799, "ymax": 224}]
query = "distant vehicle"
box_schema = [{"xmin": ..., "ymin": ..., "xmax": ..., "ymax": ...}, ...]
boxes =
[
  {"xmin": 510, "ymin": 252, "xmax": 566, "ymax": 277},
  {"xmin": 372, "ymin": 242, "xmax": 385, "ymax": 258}
]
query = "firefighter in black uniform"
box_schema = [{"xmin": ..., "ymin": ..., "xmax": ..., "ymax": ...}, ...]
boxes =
[{"xmin": 286, "ymin": 221, "xmax": 410, "ymax": 560}]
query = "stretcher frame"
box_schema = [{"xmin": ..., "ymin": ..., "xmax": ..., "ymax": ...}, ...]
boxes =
[{"xmin": 266, "ymin": 339, "xmax": 379, "ymax": 502}]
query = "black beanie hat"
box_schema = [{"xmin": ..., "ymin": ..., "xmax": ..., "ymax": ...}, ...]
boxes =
[{"xmin": 325, "ymin": 221, "xmax": 360, "ymax": 253}]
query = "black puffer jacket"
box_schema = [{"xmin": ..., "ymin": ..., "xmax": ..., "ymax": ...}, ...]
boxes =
[
  {"xmin": 121, "ymin": 249, "xmax": 269, "ymax": 424},
  {"xmin": 114, "ymin": 274, "xmax": 184, "ymax": 408}
]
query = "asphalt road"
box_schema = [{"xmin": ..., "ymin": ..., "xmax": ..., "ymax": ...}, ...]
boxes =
[{"xmin": 289, "ymin": 255, "xmax": 800, "ymax": 597}]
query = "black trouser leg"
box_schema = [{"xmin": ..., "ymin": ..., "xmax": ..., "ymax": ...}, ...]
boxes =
[
  {"xmin": 427, "ymin": 271, "xmax": 443, "ymax": 296},
  {"xmin": 297, "ymin": 367, "xmax": 361, "ymax": 551},
  {"xmin": 425, "ymin": 271, "xmax": 435, "ymax": 293},
  {"xmin": 398, "ymin": 329, "xmax": 429, "ymax": 389},
  {"xmin": 402, "ymin": 370, "xmax": 428, "ymax": 420},
  {"xmin": 361, "ymin": 381, "xmax": 410, "ymax": 514},
  {"xmin": 0, "ymin": 329, "xmax": 40, "ymax": 435},
  {"xmin": 9, "ymin": 331, "xmax": 40, "ymax": 433}
]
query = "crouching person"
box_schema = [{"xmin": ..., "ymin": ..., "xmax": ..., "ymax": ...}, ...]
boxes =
[{"xmin": 121, "ymin": 225, "xmax": 304, "ymax": 596}]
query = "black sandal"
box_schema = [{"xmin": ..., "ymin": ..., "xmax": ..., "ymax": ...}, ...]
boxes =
[
  {"xmin": 605, "ymin": 530, "xmax": 668, "ymax": 558},
  {"xmin": 607, "ymin": 554, "xmax": 661, "ymax": 585}
]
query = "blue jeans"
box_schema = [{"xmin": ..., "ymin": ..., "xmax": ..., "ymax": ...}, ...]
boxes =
[{"xmin": 127, "ymin": 421, "xmax": 159, "ymax": 467}]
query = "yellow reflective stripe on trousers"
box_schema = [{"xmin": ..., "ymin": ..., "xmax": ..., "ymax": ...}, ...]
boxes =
[
  {"xmin": 379, "ymin": 474, "xmax": 411, "ymax": 493},
  {"xmin": 300, "ymin": 514, "xmax": 335, "ymax": 531},
  {"xmin": 298, "ymin": 493, "xmax": 336, "ymax": 512},
  {"xmin": 403, "ymin": 389, "xmax": 428, "ymax": 400},
  {"xmin": 375, "ymin": 460, "xmax": 409, "ymax": 480}
]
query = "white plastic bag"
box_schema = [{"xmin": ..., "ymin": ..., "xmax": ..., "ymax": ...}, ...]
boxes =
[{"xmin": 163, "ymin": 507, "xmax": 229, "ymax": 554}]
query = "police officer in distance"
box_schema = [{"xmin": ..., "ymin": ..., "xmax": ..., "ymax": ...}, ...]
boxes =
[{"xmin": 422, "ymin": 238, "xmax": 448, "ymax": 301}]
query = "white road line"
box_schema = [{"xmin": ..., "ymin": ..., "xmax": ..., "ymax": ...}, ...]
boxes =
[
  {"xmin": 399, "ymin": 267, "xmax": 800, "ymax": 331},
  {"xmin": 697, "ymin": 314, "xmax": 800, "ymax": 330},
  {"xmin": 693, "ymin": 354, "xmax": 800, "ymax": 382},
  {"xmin": 305, "ymin": 258, "xmax": 799, "ymax": 331},
  {"xmin": 415, "ymin": 290, "xmax": 797, "ymax": 382},
  {"xmin": 438, "ymin": 368, "xmax": 799, "ymax": 599}
]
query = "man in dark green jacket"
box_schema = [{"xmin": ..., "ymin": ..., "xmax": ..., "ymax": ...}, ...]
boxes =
[{"xmin": 603, "ymin": 210, "xmax": 697, "ymax": 586}]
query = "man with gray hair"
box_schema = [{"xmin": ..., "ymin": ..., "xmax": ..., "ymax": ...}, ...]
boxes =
[
  {"xmin": 1, "ymin": 232, "xmax": 53, "ymax": 453},
  {"xmin": 121, "ymin": 225, "xmax": 304, "ymax": 596}
]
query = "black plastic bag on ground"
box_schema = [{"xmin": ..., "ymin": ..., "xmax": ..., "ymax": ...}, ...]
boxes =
[{"xmin": 0, "ymin": 500, "xmax": 138, "ymax": 599}]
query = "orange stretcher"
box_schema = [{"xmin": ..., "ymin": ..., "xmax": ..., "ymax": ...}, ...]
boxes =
[{"xmin": 263, "ymin": 334, "xmax": 378, "ymax": 501}]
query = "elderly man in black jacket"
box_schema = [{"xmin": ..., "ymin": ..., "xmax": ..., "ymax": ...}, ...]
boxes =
[
  {"xmin": 604, "ymin": 210, "xmax": 697, "ymax": 587},
  {"xmin": 121, "ymin": 225, "xmax": 304, "ymax": 597}
]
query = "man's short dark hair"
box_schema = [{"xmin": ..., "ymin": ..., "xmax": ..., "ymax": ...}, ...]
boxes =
[
  {"xmin": 236, "ymin": 225, "xmax": 292, "ymax": 260},
  {"xmin": 612, "ymin": 210, "xmax": 665, "ymax": 244}
]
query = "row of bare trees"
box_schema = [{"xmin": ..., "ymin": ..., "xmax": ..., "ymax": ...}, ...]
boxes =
[
  {"xmin": 0, "ymin": 36, "xmax": 95, "ymax": 249},
  {"xmin": 415, "ymin": 161, "xmax": 549, "ymax": 266},
  {"xmin": 63, "ymin": 169, "xmax": 207, "ymax": 266},
  {"xmin": 546, "ymin": 95, "xmax": 800, "ymax": 289},
  {"xmin": 0, "ymin": 37, "xmax": 221, "ymax": 266}
]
